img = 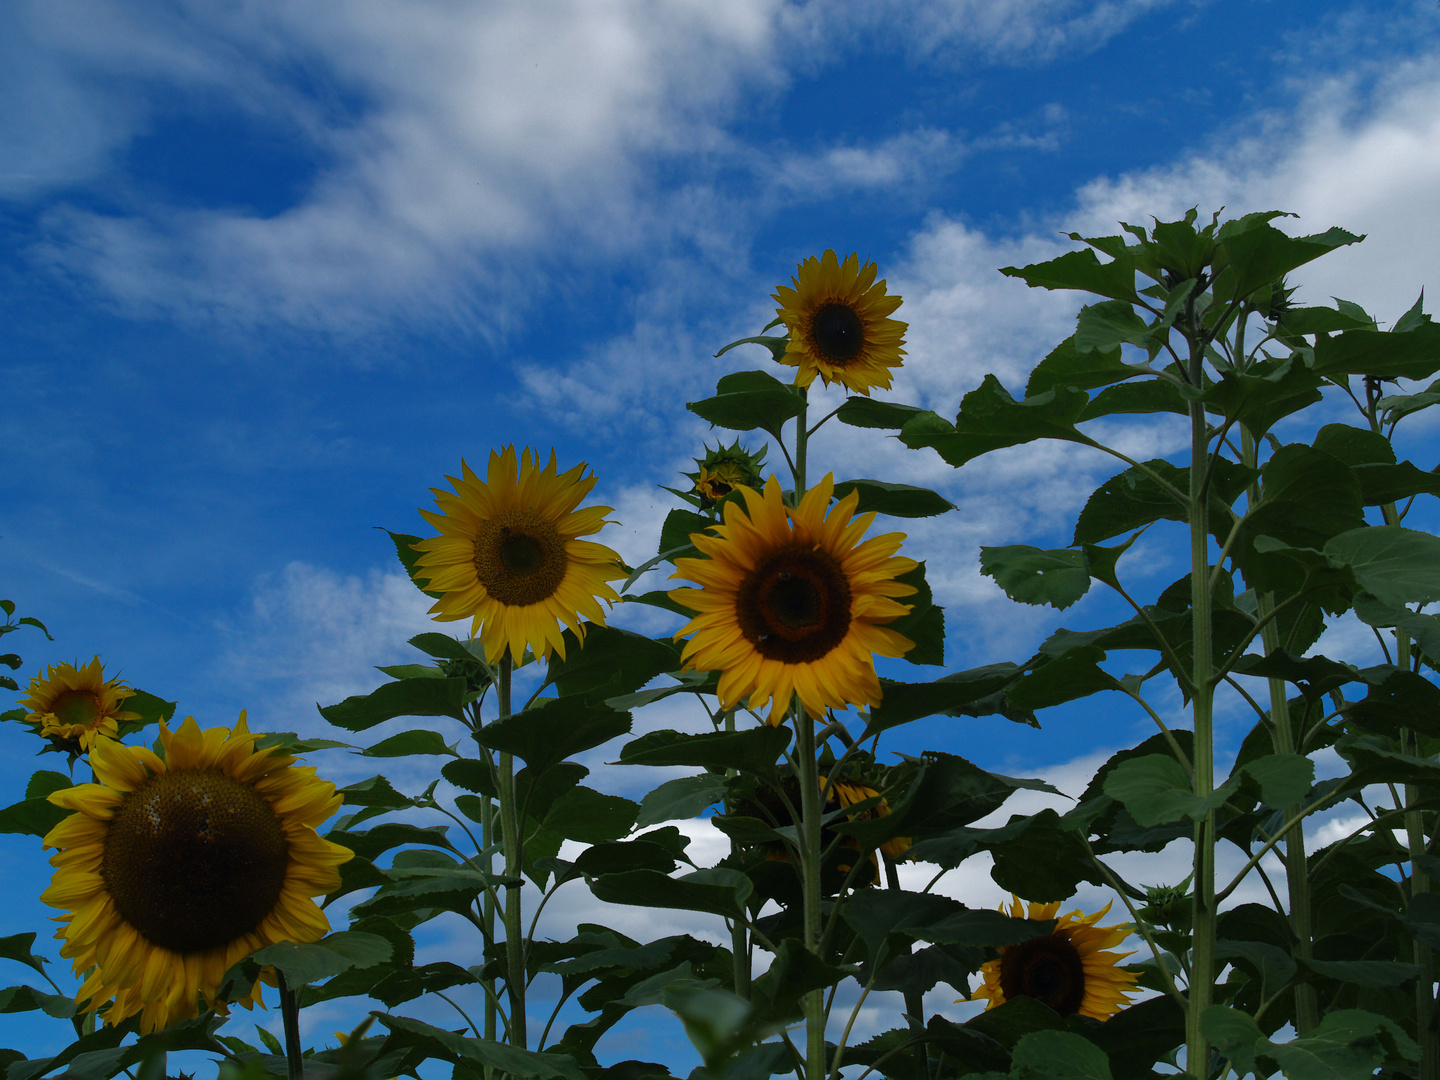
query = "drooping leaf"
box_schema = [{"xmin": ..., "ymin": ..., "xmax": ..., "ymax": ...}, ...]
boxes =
[
  {"xmin": 687, "ymin": 370, "xmax": 806, "ymax": 438},
  {"xmin": 476, "ymin": 698, "xmax": 632, "ymax": 775},
  {"xmin": 378, "ymin": 1013, "xmax": 586, "ymax": 1080},
  {"xmin": 0, "ymin": 797, "xmax": 67, "ymax": 838},
  {"xmin": 836, "ymin": 397, "xmax": 929, "ymax": 430},
  {"xmin": 319, "ymin": 677, "xmax": 467, "ymax": 731},
  {"xmin": 831, "ymin": 479, "xmax": 955, "ymax": 518},
  {"xmin": 901, "ymin": 376, "xmax": 1094, "ymax": 469},
  {"xmin": 866, "ymin": 664, "xmax": 1025, "ymax": 734},
  {"xmin": 636, "ymin": 774, "xmax": 728, "ymax": 827},
  {"xmin": 980, "ymin": 546, "xmax": 1090, "ymax": 611},
  {"xmin": 362, "ymin": 730, "xmax": 457, "ymax": 757},
  {"xmin": 887, "ymin": 561, "xmax": 945, "ymax": 666},
  {"xmin": 620, "ymin": 726, "xmax": 791, "ymax": 774},
  {"xmin": 541, "ymin": 786, "xmax": 638, "ymax": 844},
  {"xmin": 1312, "ymin": 322, "xmax": 1440, "ymax": 381},
  {"xmin": 546, "ymin": 624, "xmax": 682, "ymax": 700}
]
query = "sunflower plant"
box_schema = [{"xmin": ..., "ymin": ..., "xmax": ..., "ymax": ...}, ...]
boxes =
[{"xmin": 5, "ymin": 214, "xmax": 1440, "ymax": 1080}]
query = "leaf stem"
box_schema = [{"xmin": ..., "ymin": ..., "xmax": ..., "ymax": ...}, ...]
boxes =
[
  {"xmin": 495, "ymin": 655, "xmax": 527, "ymax": 1049},
  {"xmin": 277, "ymin": 970, "xmax": 305, "ymax": 1080}
]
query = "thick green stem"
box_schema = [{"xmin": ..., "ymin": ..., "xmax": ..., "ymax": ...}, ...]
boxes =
[
  {"xmin": 726, "ymin": 709, "xmax": 752, "ymax": 998},
  {"xmin": 1241, "ymin": 425, "xmax": 1318, "ymax": 1034},
  {"xmin": 795, "ymin": 710, "xmax": 826, "ymax": 1080},
  {"xmin": 495, "ymin": 657, "xmax": 527, "ymax": 1049},
  {"xmin": 1186, "ymin": 331, "xmax": 1217, "ymax": 1080},
  {"xmin": 278, "ymin": 971, "xmax": 305, "ymax": 1080}
]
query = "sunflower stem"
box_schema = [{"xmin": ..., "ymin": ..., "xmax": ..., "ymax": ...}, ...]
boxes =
[
  {"xmin": 794, "ymin": 389, "xmax": 809, "ymax": 495},
  {"xmin": 1184, "ymin": 306, "xmax": 1217, "ymax": 1080},
  {"xmin": 795, "ymin": 707, "xmax": 826, "ymax": 1080},
  {"xmin": 496, "ymin": 655, "xmax": 528, "ymax": 1049},
  {"xmin": 725, "ymin": 709, "xmax": 752, "ymax": 998},
  {"xmin": 277, "ymin": 971, "xmax": 305, "ymax": 1080}
]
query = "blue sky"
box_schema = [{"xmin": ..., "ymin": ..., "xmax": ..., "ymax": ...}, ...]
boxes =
[{"xmin": 4, "ymin": 0, "xmax": 1440, "ymax": 1067}]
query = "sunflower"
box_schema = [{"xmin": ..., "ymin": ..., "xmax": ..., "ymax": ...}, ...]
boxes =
[
  {"xmin": 829, "ymin": 778, "xmax": 910, "ymax": 861},
  {"xmin": 20, "ymin": 658, "xmax": 140, "ymax": 751},
  {"xmin": 411, "ymin": 446, "xmax": 627, "ymax": 664},
  {"xmin": 41, "ymin": 713, "xmax": 352, "ymax": 1034},
  {"xmin": 695, "ymin": 462, "xmax": 748, "ymax": 503},
  {"xmin": 669, "ymin": 474, "xmax": 917, "ymax": 724},
  {"xmin": 773, "ymin": 250, "xmax": 907, "ymax": 396},
  {"xmin": 968, "ymin": 896, "xmax": 1140, "ymax": 1021}
]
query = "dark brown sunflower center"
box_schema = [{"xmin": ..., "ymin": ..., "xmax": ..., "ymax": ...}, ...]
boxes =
[
  {"xmin": 473, "ymin": 508, "xmax": 569, "ymax": 606},
  {"xmin": 811, "ymin": 303, "xmax": 865, "ymax": 365},
  {"xmin": 53, "ymin": 690, "xmax": 101, "ymax": 728},
  {"xmin": 735, "ymin": 543, "xmax": 852, "ymax": 663},
  {"xmin": 101, "ymin": 769, "xmax": 289, "ymax": 953},
  {"xmin": 999, "ymin": 933, "xmax": 1086, "ymax": 1016}
]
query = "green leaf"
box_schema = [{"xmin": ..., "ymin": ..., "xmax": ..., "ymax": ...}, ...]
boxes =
[
  {"xmin": 338, "ymin": 774, "xmax": 412, "ymax": 810},
  {"xmin": 1298, "ymin": 958, "xmax": 1420, "ymax": 987},
  {"xmin": 319, "ymin": 676, "xmax": 466, "ymax": 731},
  {"xmin": 237, "ymin": 932, "xmax": 392, "ymax": 988},
  {"xmin": 1277, "ymin": 306, "xmax": 1377, "ymax": 336},
  {"xmin": 1078, "ymin": 379, "xmax": 1189, "ymax": 422},
  {"xmin": 378, "ymin": 1013, "xmax": 586, "ymax": 1080},
  {"xmin": 122, "ymin": 689, "xmax": 176, "ymax": 728},
  {"xmin": 1214, "ymin": 940, "xmax": 1297, "ymax": 1009},
  {"xmin": 546, "ymin": 624, "xmax": 682, "ymax": 700},
  {"xmin": 1325, "ymin": 525, "xmax": 1440, "ymax": 607},
  {"xmin": 572, "ymin": 836, "xmax": 683, "ymax": 876},
  {"xmin": 477, "ymin": 698, "xmax": 631, "ymax": 774},
  {"xmin": 408, "ymin": 631, "xmax": 476, "ymax": 661},
  {"xmin": 866, "ymin": 664, "xmax": 1024, "ymax": 733},
  {"xmin": 1010, "ymin": 1030, "xmax": 1114, "ymax": 1080},
  {"xmin": 1006, "ymin": 648, "xmax": 1124, "ymax": 712},
  {"xmin": 0, "ymin": 797, "xmax": 67, "ymax": 838},
  {"xmin": 589, "ymin": 868, "xmax": 752, "ymax": 917},
  {"xmin": 687, "ymin": 370, "xmax": 806, "ymax": 438},
  {"xmin": 0, "ymin": 934, "xmax": 46, "ymax": 976},
  {"xmin": 901, "ymin": 376, "xmax": 1093, "ymax": 469},
  {"xmin": 1000, "ymin": 248, "xmax": 1141, "ymax": 303},
  {"xmin": 1074, "ymin": 299, "xmax": 1155, "ymax": 355},
  {"xmin": 715, "ymin": 334, "xmax": 788, "ymax": 362},
  {"xmin": 836, "ymin": 397, "xmax": 929, "ymax": 430},
  {"xmin": 659, "ymin": 508, "xmax": 715, "ymax": 559},
  {"xmin": 1243, "ymin": 444, "xmax": 1366, "ymax": 551},
  {"xmin": 1025, "ymin": 334, "xmax": 1142, "ymax": 396},
  {"xmin": 620, "ymin": 726, "xmax": 791, "ymax": 774},
  {"xmin": 0, "ymin": 985, "xmax": 74, "ymax": 1018},
  {"xmin": 1219, "ymin": 224, "xmax": 1362, "ymax": 302},
  {"xmin": 980, "ymin": 546, "xmax": 1089, "ymax": 611},
  {"xmin": 542, "ymin": 786, "xmax": 638, "ymax": 844},
  {"xmin": 636, "ymin": 774, "xmax": 727, "ymax": 827},
  {"xmin": 24, "ymin": 771, "xmax": 72, "ymax": 800},
  {"xmin": 1103, "ymin": 754, "xmax": 1233, "ymax": 826},
  {"xmin": 1201, "ymin": 355, "xmax": 1324, "ymax": 437},
  {"xmin": 362, "ymin": 729, "xmax": 457, "ymax": 757},
  {"xmin": 326, "ymin": 821, "xmax": 457, "ymax": 862},
  {"xmin": 1074, "ymin": 457, "xmax": 1255, "ymax": 546},
  {"xmin": 387, "ymin": 531, "xmax": 445, "ymax": 599},
  {"xmin": 887, "ymin": 561, "xmax": 944, "ymax": 667},
  {"xmin": 1353, "ymin": 594, "xmax": 1440, "ymax": 667},
  {"xmin": 842, "ymin": 891, "xmax": 1048, "ymax": 959},
  {"xmin": 443, "ymin": 758, "xmax": 497, "ymax": 797},
  {"xmin": 1312, "ymin": 322, "xmax": 1440, "ymax": 381},
  {"xmin": 831, "ymin": 478, "xmax": 955, "ymax": 518}
]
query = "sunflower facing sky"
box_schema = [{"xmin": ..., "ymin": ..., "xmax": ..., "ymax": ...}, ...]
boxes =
[
  {"xmin": 41, "ymin": 714, "xmax": 352, "ymax": 1033},
  {"xmin": 670, "ymin": 474, "xmax": 917, "ymax": 724},
  {"xmin": 772, "ymin": 250, "xmax": 907, "ymax": 396},
  {"xmin": 20, "ymin": 658, "xmax": 140, "ymax": 751},
  {"xmin": 412, "ymin": 446, "xmax": 627, "ymax": 664},
  {"xmin": 968, "ymin": 896, "xmax": 1140, "ymax": 1021}
]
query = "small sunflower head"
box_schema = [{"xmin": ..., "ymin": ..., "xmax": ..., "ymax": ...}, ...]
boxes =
[
  {"xmin": 772, "ymin": 250, "xmax": 907, "ymax": 396},
  {"xmin": 19, "ymin": 657, "xmax": 141, "ymax": 754},
  {"xmin": 1251, "ymin": 276, "xmax": 1298, "ymax": 322},
  {"xmin": 686, "ymin": 440, "xmax": 767, "ymax": 508}
]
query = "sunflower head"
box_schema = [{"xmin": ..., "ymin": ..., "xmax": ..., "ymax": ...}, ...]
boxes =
[
  {"xmin": 40, "ymin": 712, "xmax": 352, "ymax": 1034},
  {"xmin": 686, "ymin": 440, "xmax": 767, "ymax": 508},
  {"xmin": 669, "ymin": 474, "xmax": 917, "ymax": 724},
  {"xmin": 19, "ymin": 657, "xmax": 141, "ymax": 753},
  {"xmin": 772, "ymin": 250, "xmax": 907, "ymax": 396},
  {"xmin": 967, "ymin": 895, "xmax": 1140, "ymax": 1021},
  {"xmin": 411, "ymin": 446, "xmax": 627, "ymax": 665}
]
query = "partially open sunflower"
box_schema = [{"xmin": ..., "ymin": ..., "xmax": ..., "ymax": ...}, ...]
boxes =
[
  {"xmin": 968, "ymin": 896, "xmax": 1140, "ymax": 1021},
  {"xmin": 773, "ymin": 250, "xmax": 907, "ymax": 396},
  {"xmin": 20, "ymin": 657, "xmax": 140, "ymax": 751},
  {"xmin": 412, "ymin": 446, "xmax": 626, "ymax": 665},
  {"xmin": 41, "ymin": 714, "xmax": 352, "ymax": 1033},
  {"xmin": 669, "ymin": 474, "xmax": 917, "ymax": 724}
]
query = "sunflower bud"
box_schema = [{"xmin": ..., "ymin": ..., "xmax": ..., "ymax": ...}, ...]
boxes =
[{"xmin": 685, "ymin": 440, "xmax": 766, "ymax": 509}]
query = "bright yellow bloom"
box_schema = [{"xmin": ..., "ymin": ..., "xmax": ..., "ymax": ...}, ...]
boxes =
[
  {"xmin": 41, "ymin": 714, "xmax": 352, "ymax": 1033},
  {"xmin": 20, "ymin": 658, "xmax": 140, "ymax": 751},
  {"xmin": 695, "ymin": 461, "xmax": 748, "ymax": 502},
  {"xmin": 968, "ymin": 896, "xmax": 1140, "ymax": 1021},
  {"xmin": 773, "ymin": 250, "xmax": 907, "ymax": 396},
  {"xmin": 411, "ymin": 446, "xmax": 627, "ymax": 664},
  {"xmin": 669, "ymin": 474, "xmax": 917, "ymax": 724}
]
